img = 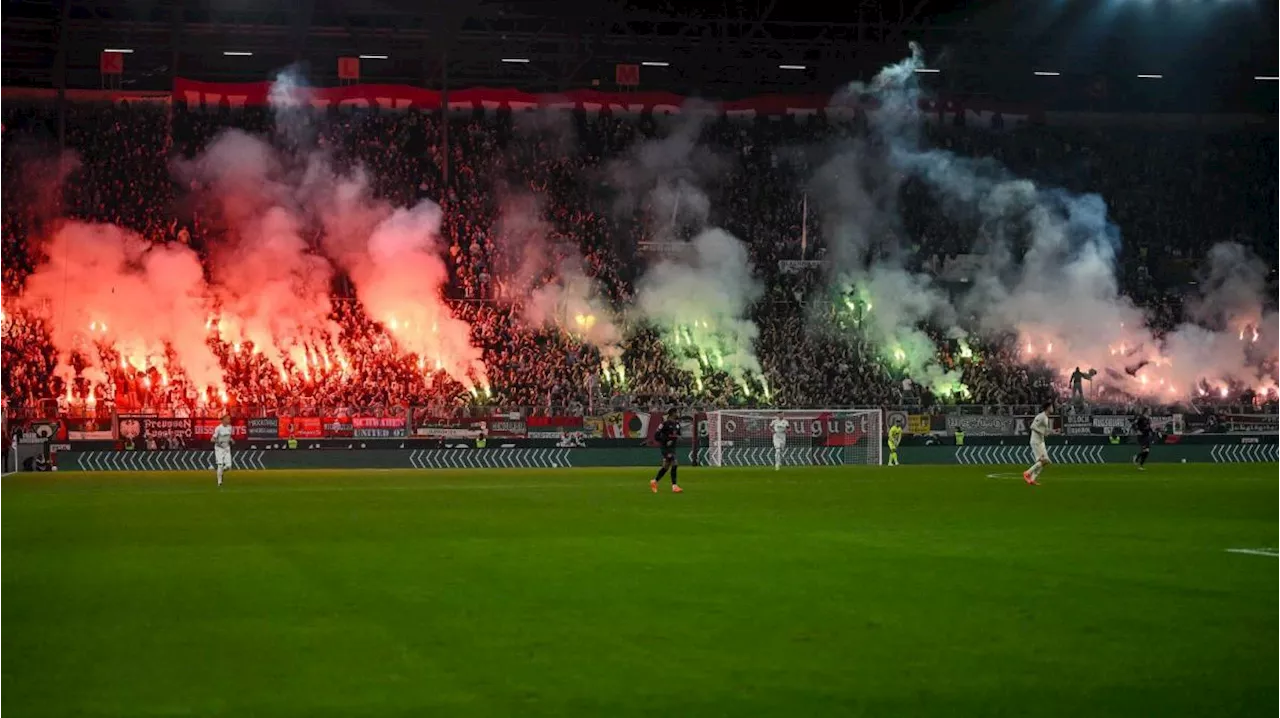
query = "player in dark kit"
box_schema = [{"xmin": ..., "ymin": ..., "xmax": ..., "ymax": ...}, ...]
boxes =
[
  {"xmin": 650, "ymin": 411, "xmax": 683, "ymax": 493},
  {"xmin": 1132, "ymin": 410, "xmax": 1153, "ymax": 471}
]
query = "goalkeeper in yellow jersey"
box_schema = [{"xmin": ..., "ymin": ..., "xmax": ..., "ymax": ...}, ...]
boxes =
[{"xmin": 887, "ymin": 422, "xmax": 903, "ymax": 466}]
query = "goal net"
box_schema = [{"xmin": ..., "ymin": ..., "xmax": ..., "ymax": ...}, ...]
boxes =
[
  {"xmin": 702, "ymin": 409, "xmax": 883, "ymax": 467},
  {"xmin": 3, "ymin": 437, "xmax": 48, "ymax": 476}
]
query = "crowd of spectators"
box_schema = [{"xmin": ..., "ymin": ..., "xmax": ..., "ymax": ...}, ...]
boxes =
[{"xmin": 2, "ymin": 98, "xmax": 1276, "ymax": 419}]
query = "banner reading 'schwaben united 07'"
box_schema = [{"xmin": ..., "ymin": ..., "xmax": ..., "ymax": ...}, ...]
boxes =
[
  {"xmin": 172, "ymin": 79, "xmax": 1038, "ymax": 124},
  {"xmin": 352, "ymin": 416, "xmax": 408, "ymax": 439}
]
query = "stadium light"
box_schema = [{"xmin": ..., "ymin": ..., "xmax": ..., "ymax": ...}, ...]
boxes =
[
  {"xmin": 914, "ymin": 67, "xmax": 940, "ymax": 74},
  {"xmin": 642, "ymin": 61, "xmax": 669, "ymax": 67},
  {"xmin": 501, "ymin": 58, "xmax": 530, "ymax": 63},
  {"xmin": 359, "ymin": 54, "xmax": 388, "ymax": 60},
  {"xmin": 1256, "ymin": 75, "xmax": 1279, "ymax": 81},
  {"xmin": 103, "ymin": 48, "xmax": 134, "ymax": 54},
  {"xmin": 223, "ymin": 51, "xmax": 253, "ymax": 57},
  {"xmin": 1033, "ymin": 71, "xmax": 1060, "ymax": 76},
  {"xmin": 778, "ymin": 64, "xmax": 807, "ymax": 70},
  {"xmin": 1136, "ymin": 74, "xmax": 1163, "ymax": 79}
]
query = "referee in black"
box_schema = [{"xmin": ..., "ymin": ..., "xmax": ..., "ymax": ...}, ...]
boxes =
[
  {"xmin": 1132, "ymin": 409, "xmax": 1153, "ymax": 471},
  {"xmin": 650, "ymin": 410, "xmax": 683, "ymax": 493}
]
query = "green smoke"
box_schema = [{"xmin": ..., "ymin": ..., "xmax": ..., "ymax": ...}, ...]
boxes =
[
  {"xmin": 663, "ymin": 318, "xmax": 765, "ymax": 396},
  {"xmin": 636, "ymin": 229, "xmax": 769, "ymax": 399},
  {"xmin": 833, "ymin": 274, "xmax": 970, "ymax": 401}
]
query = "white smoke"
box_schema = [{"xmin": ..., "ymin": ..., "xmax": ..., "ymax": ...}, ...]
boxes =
[
  {"xmin": 489, "ymin": 192, "xmax": 624, "ymax": 357},
  {"xmin": 634, "ymin": 228, "xmax": 764, "ymax": 389},
  {"xmin": 812, "ymin": 45, "xmax": 1278, "ymax": 402},
  {"xmin": 526, "ymin": 258, "xmax": 623, "ymax": 358},
  {"xmin": 811, "ymin": 46, "xmax": 965, "ymax": 396},
  {"xmin": 612, "ymin": 109, "xmax": 767, "ymax": 393}
]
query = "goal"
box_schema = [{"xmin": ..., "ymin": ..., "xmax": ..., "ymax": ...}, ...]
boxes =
[
  {"xmin": 702, "ymin": 409, "xmax": 883, "ymax": 467},
  {"xmin": 2, "ymin": 437, "xmax": 49, "ymax": 476}
]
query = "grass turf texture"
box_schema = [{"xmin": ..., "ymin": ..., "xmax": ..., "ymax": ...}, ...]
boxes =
[{"xmin": 3, "ymin": 464, "xmax": 1275, "ymax": 718}]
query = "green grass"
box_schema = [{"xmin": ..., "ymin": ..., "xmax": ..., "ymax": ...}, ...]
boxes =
[{"xmin": 3, "ymin": 464, "xmax": 1276, "ymax": 717}]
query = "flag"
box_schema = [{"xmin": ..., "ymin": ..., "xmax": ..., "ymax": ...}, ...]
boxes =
[{"xmin": 800, "ymin": 192, "xmax": 808, "ymax": 259}]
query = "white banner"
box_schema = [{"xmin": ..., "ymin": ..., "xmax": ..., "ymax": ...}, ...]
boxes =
[{"xmin": 778, "ymin": 260, "xmax": 825, "ymax": 274}]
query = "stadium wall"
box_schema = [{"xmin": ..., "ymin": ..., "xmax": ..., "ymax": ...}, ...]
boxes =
[{"xmin": 50, "ymin": 438, "xmax": 1277, "ymax": 472}]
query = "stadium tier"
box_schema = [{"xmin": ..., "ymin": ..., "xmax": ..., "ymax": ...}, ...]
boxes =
[{"xmin": 2, "ymin": 66, "xmax": 1277, "ymax": 425}]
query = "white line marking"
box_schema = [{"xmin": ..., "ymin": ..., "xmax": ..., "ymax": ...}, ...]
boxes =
[
  {"xmin": 986, "ymin": 472, "xmax": 1021, "ymax": 480},
  {"xmin": 1224, "ymin": 548, "xmax": 1279, "ymax": 558}
]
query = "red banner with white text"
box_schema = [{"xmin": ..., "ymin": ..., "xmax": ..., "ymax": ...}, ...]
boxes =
[
  {"xmin": 172, "ymin": 79, "xmax": 1037, "ymax": 122},
  {"xmin": 194, "ymin": 417, "xmax": 246, "ymax": 441}
]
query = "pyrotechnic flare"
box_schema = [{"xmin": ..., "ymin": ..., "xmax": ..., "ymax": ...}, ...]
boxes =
[{"xmin": 314, "ymin": 179, "xmax": 489, "ymax": 392}]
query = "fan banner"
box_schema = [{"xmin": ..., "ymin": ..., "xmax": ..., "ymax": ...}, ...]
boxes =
[
  {"xmin": 280, "ymin": 416, "xmax": 324, "ymax": 439},
  {"xmin": 65, "ymin": 417, "xmax": 113, "ymax": 441},
  {"xmin": 247, "ymin": 417, "xmax": 279, "ymax": 439},
  {"xmin": 412, "ymin": 417, "xmax": 526, "ymax": 439},
  {"xmin": 907, "ymin": 414, "xmax": 932, "ymax": 433},
  {"xmin": 118, "ymin": 415, "xmax": 194, "ymax": 442},
  {"xmin": 172, "ymin": 79, "xmax": 1037, "ymax": 123},
  {"xmin": 946, "ymin": 415, "xmax": 1017, "ymax": 436},
  {"xmin": 353, "ymin": 416, "xmax": 408, "ymax": 439},
  {"xmin": 713, "ymin": 412, "xmax": 869, "ymax": 447},
  {"xmin": 323, "ymin": 417, "xmax": 355, "ymax": 438},
  {"xmin": 194, "ymin": 417, "xmax": 245, "ymax": 440},
  {"xmin": 1180, "ymin": 413, "xmax": 1271, "ymax": 434}
]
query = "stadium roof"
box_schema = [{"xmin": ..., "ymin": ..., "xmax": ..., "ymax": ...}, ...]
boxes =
[{"xmin": 3, "ymin": 0, "xmax": 1276, "ymax": 113}]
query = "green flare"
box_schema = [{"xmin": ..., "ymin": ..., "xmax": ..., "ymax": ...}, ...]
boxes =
[
  {"xmin": 832, "ymin": 274, "xmax": 968, "ymax": 402},
  {"xmin": 656, "ymin": 310, "xmax": 761, "ymax": 397}
]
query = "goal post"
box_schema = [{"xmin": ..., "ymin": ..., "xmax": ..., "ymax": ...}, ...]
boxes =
[{"xmin": 701, "ymin": 409, "xmax": 884, "ymax": 467}]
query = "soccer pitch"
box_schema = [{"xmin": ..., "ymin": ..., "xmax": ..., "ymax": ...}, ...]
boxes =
[{"xmin": 3, "ymin": 464, "xmax": 1276, "ymax": 717}]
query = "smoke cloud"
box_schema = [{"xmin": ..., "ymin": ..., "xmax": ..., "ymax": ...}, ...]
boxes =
[
  {"xmin": 176, "ymin": 129, "xmax": 338, "ymax": 372},
  {"xmin": 811, "ymin": 44, "xmax": 1277, "ymax": 402},
  {"xmin": 613, "ymin": 110, "xmax": 768, "ymax": 394},
  {"xmin": 489, "ymin": 192, "xmax": 624, "ymax": 358},
  {"xmin": 812, "ymin": 45, "xmax": 965, "ymax": 396},
  {"xmin": 635, "ymin": 228, "xmax": 765, "ymax": 391},
  {"xmin": 18, "ymin": 222, "xmax": 222, "ymax": 391},
  {"xmin": 20, "ymin": 66, "xmax": 490, "ymax": 404}
]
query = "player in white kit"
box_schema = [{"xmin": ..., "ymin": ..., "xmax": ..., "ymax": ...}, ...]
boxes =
[
  {"xmin": 211, "ymin": 414, "xmax": 234, "ymax": 487},
  {"xmin": 1023, "ymin": 401, "xmax": 1053, "ymax": 486},
  {"xmin": 770, "ymin": 414, "xmax": 789, "ymax": 471}
]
